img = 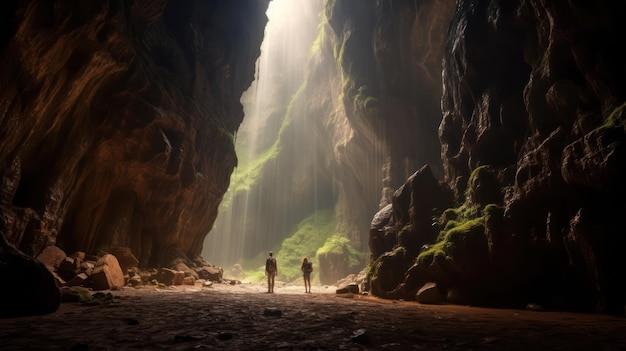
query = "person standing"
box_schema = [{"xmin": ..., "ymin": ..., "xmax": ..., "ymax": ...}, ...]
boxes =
[
  {"xmin": 265, "ymin": 251, "xmax": 277, "ymax": 293},
  {"xmin": 301, "ymin": 257, "xmax": 312, "ymax": 293}
]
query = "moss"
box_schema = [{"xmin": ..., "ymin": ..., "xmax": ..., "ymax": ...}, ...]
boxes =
[
  {"xmin": 352, "ymin": 85, "xmax": 379, "ymax": 111},
  {"xmin": 241, "ymin": 209, "xmax": 336, "ymax": 284},
  {"xmin": 580, "ymin": 101, "xmax": 626, "ymax": 138},
  {"xmin": 417, "ymin": 216, "xmax": 486, "ymax": 276},
  {"xmin": 465, "ymin": 165, "xmax": 491, "ymax": 205},
  {"xmin": 310, "ymin": 9, "xmax": 330, "ymax": 56},
  {"xmin": 602, "ymin": 101, "xmax": 626, "ymax": 129},
  {"xmin": 482, "ymin": 203, "xmax": 500, "ymax": 217},
  {"xmin": 316, "ymin": 234, "xmax": 364, "ymax": 268},
  {"xmin": 220, "ymin": 77, "xmax": 310, "ymax": 210}
]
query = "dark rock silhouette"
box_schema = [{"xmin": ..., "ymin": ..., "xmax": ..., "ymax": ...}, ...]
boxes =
[{"xmin": 0, "ymin": 234, "xmax": 60, "ymax": 318}]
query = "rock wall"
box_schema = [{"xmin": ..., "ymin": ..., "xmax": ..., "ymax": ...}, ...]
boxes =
[
  {"xmin": 368, "ymin": 0, "xmax": 626, "ymax": 314},
  {"xmin": 0, "ymin": 1, "xmax": 269, "ymax": 269},
  {"xmin": 220, "ymin": 0, "xmax": 455, "ymax": 284},
  {"xmin": 325, "ymin": 0, "xmax": 456, "ymax": 246}
]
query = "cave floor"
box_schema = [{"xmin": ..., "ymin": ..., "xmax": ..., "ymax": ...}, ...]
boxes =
[{"xmin": 1, "ymin": 282, "xmax": 625, "ymax": 351}]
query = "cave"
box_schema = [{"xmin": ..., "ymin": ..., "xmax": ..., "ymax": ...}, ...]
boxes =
[{"xmin": 1, "ymin": 0, "xmax": 626, "ymax": 349}]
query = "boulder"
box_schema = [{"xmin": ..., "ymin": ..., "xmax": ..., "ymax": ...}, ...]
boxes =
[
  {"xmin": 195, "ymin": 266, "xmax": 223, "ymax": 282},
  {"xmin": 128, "ymin": 275, "xmax": 142, "ymax": 287},
  {"xmin": 36, "ymin": 246, "xmax": 67, "ymax": 268},
  {"xmin": 58, "ymin": 257, "xmax": 81, "ymax": 280},
  {"xmin": 69, "ymin": 251, "xmax": 86, "ymax": 261},
  {"xmin": 183, "ymin": 276, "xmax": 196, "ymax": 285},
  {"xmin": 0, "ymin": 237, "xmax": 60, "ymax": 317},
  {"xmin": 66, "ymin": 273, "xmax": 89, "ymax": 287},
  {"xmin": 416, "ymin": 282, "xmax": 442, "ymax": 304},
  {"xmin": 156, "ymin": 268, "xmax": 184, "ymax": 285},
  {"xmin": 336, "ymin": 283, "xmax": 360, "ymax": 294},
  {"xmin": 109, "ymin": 247, "xmax": 139, "ymax": 273},
  {"xmin": 89, "ymin": 254, "xmax": 125, "ymax": 290},
  {"xmin": 80, "ymin": 261, "xmax": 95, "ymax": 276},
  {"xmin": 172, "ymin": 261, "xmax": 199, "ymax": 279}
]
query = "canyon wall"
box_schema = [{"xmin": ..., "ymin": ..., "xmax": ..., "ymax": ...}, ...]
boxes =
[
  {"xmin": 0, "ymin": 0, "xmax": 269, "ymax": 269},
  {"xmin": 2, "ymin": 0, "xmax": 625, "ymax": 315},
  {"xmin": 368, "ymin": 0, "xmax": 626, "ymax": 314},
  {"xmin": 214, "ymin": 0, "xmax": 455, "ymax": 284}
]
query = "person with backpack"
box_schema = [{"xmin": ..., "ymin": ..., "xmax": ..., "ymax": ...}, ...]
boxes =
[
  {"xmin": 301, "ymin": 257, "xmax": 313, "ymax": 293},
  {"xmin": 265, "ymin": 251, "xmax": 277, "ymax": 293}
]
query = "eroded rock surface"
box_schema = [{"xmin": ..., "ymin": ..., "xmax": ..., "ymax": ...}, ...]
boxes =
[
  {"xmin": 369, "ymin": 0, "xmax": 626, "ymax": 314},
  {"xmin": 0, "ymin": 1, "xmax": 269, "ymax": 272}
]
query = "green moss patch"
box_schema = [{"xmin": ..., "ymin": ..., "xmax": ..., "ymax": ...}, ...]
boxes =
[{"xmin": 242, "ymin": 209, "xmax": 336, "ymax": 284}]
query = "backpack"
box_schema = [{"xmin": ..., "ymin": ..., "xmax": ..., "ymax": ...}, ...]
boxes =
[
  {"xmin": 304, "ymin": 262, "xmax": 312, "ymax": 274},
  {"xmin": 266, "ymin": 257, "xmax": 276, "ymax": 273}
]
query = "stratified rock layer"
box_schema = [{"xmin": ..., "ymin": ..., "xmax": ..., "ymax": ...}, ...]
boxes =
[{"xmin": 0, "ymin": 0, "xmax": 269, "ymax": 272}]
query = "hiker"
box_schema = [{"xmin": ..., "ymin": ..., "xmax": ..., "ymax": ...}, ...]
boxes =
[
  {"xmin": 301, "ymin": 257, "xmax": 313, "ymax": 293},
  {"xmin": 265, "ymin": 251, "xmax": 277, "ymax": 293}
]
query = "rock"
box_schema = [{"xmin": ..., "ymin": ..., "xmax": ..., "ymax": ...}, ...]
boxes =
[
  {"xmin": 58, "ymin": 257, "xmax": 81, "ymax": 276},
  {"xmin": 196, "ymin": 265, "xmax": 223, "ymax": 282},
  {"xmin": 66, "ymin": 273, "xmax": 89, "ymax": 287},
  {"xmin": 0, "ymin": 0, "xmax": 270, "ymax": 274},
  {"xmin": 155, "ymin": 268, "xmax": 184, "ymax": 285},
  {"xmin": 128, "ymin": 275, "xmax": 142, "ymax": 287},
  {"xmin": 51, "ymin": 271, "xmax": 67, "ymax": 287},
  {"xmin": 36, "ymin": 246, "xmax": 67, "ymax": 268},
  {"xmin": 172, "ymin": 261, "xmax": 199, "ymax": 280},
  {"xmin": 446, "ymin": 287, "xmax": 471, "ymax": 305},
  {"xmin": 89, "ymin": 254, "xmax": 125, "ymax": 290},
  {"xmin": 183, "ymin": 276, "xmax": 196, "ymax": 285},
  {"xmin": 80, "ymin": 261, "xmax": 95, "ymax": 275},
  {"xmin": 69, "ymin": 251, "xmax": 86, "ymax": 261},
  {"xmin": 0, "ymin": 237, "xmax": 60, "ymax": 317},
  {"xmin": 416, "ymin": 282, "xmax": 442, "ymax": 304},
  {"xmin": 336, "ymin": 283, "xmax": 359, "ymax": 294},
  {"xmin": 335, "ymin": 274, "xmax": 357, "ymax": 287},
  {"xmin": 109, "ymin": 247, "xmax": 139, "ymax": 273}
]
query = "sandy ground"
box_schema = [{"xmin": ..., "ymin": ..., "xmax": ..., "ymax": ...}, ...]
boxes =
[{"xmin": 1, "ymin": 281, "xmax": 625, "ymax": 351}]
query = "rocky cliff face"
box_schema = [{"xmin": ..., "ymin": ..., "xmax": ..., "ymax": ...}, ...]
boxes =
[
  {"xmin": 368, "ymin": 0, "xmax": 626, "ymax": 314},
  {"xmin": 0, "ymin": 0, "xmax": 269, "ymax": 270},
  {"xmin": 217, "ymin": 0, "xmax": 456, "ymax": 284},
  {"xmin": 325, "ymin": 0, "xmax": 455, "ymax": 246}
]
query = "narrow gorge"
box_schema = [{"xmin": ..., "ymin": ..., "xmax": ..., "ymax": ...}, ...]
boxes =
[{"xmin": 1, "ymin": 0, "xmax": 625, "ymax": 320}]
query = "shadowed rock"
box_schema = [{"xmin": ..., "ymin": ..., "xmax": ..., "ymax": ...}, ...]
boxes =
[{"xmin": 0, "ymin": 235, "xmax": 60, "ymax": 318}]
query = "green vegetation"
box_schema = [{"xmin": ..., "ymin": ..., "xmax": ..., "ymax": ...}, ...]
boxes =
[
  {"xmin": 228, "ymin": 143, "xmax": 278, "ymax": 195},
  {"xmin": 601, "ymin": 101, "xmax": 626, "ymax": 129},
  {"xmin": 241, "ymin": 209, "xmax": 336, "ymax": 285},
  {"xmin": 220, "ymin": 77, "xmax": 308, "ymax": 209},
  {"xmin": 416, "ymin": 166, "xmax": 502, "ymax": 277},
  {"xmin": 418, "ymin": 214, "xmax": 487, "ymax": 277},
  {"xmin": 353, "ymin": 85, "xmax": 379, "ymax": 111},
  {"xmin": 310, "ymin": 9, "xmax": 329, "ymax": 56},
  {"xmin": 316, "ymin": 233, "xmax": 365, "ymax": 269}
]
